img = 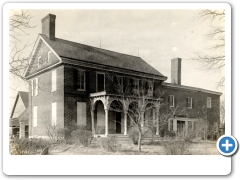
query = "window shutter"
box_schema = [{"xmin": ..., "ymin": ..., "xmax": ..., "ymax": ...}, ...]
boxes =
[
  {"xmin": 35, "ymin": 78, "xmax": 38, "ymax": 96},
  {"xmin": 77, "ymin": 102, "xmax": 86, "ymax": 126},
  {"xmin": 85, "ymin": 71, "xmax": 89, "ymax": 91},
  {"xmin": 73, "ymin": 69, "xmax": 78, "ymax": 89},
  {"xmin": 52, "ymin": 102, "xmax": 57, "ymax": 126},
  {"xmin": 192, "ymin": 99, "xmax": 194, "ymax": 109},
  {"xmin": 186, "ymin": 98, "xmax": 188, "ymax": 108},
  {"xmin": 174, "ymin": 96, "xmax": 176, "ymax": 108}
]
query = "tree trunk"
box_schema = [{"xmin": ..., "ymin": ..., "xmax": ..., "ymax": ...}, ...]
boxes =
[{"xmin": 138, "ymin": 130, "xmax": 142, "ymax": 152}]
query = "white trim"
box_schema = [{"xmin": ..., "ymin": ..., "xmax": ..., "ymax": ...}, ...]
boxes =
[
  {"xmin": 25, "ymin": 62, "xmax": 62, "ymax": 79},
  {"xmin": 52, "ymin": 70, "xmax": 57, "ymax": 92},
  {"xmin": 52, "ymin": 102, "xmax": 57, "ymax": 126},
  {"xmin": 33, "ymin": 106, "xmax": 37, "ymax": 127}
]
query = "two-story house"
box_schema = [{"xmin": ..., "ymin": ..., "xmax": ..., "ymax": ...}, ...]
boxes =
[{"xmin": 22, "ymin": 14, "xmax": 222, "ymax": 139}]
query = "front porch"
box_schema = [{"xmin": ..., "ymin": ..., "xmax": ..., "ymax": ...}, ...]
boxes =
[{"xmin": 90, "ymin": 91, "xmax": 162, "ymax": 137}]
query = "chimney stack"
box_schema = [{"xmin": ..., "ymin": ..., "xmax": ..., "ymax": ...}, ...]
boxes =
[
  {"xmin": 171, "ymin": 58, "xmax": 182, "ymax": 85},
  {"xmin": 41, "ymin": 14, "xmax": 56, "ymax": 40}
]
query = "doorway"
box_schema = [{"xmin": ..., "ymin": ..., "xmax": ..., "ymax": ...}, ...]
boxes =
[{"xmin": 116, "ymin": 112, "xmax": 121, "ymax": 133}]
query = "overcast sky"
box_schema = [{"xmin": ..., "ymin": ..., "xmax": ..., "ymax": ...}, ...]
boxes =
[{"xmin": 9, "ymin": 9, "xmax": 225, "ymax": 109}]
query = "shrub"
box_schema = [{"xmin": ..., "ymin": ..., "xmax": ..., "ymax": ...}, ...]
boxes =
[
  {"xmin": 162, "ymin": 140, "xmax": 190, "ymax": 155},
  {"xmin": 99, "ymin": 137, "xmax": 117, "ymax": 152},
  {"xmin": 71, "ymin": 129, "xmax": 92, "ymax": 146},
  {"xmin": 128, "ymin": 126, "xmax": 139, "ymax": 145},
  {"xmin": 10, "ymin": 137, "xmax": 49, "ymax": 155},
  {"xmin": 57, "ymin": 128, "xmax": 73, "ymax": 144}
]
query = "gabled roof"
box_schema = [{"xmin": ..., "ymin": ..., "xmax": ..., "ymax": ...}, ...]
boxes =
[
  {"xmin": 10, "ymin": 91, "xmax": 29, "ymax": 119},
  {"xmin": 19, "ymin": 91, "xmax": 29, "ymax": 108},
  {"xmin": 40, "ymin": 34, "xmax": 166, "ymax": 78}
]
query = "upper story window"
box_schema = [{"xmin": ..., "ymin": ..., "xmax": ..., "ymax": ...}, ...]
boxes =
[
  {"xmin": 31, "ymin": 78, "xmax": 38, "ymax": 96},
  {"xmin": 97, "ymin": 73, "xmax": 105, "ymax": 92},
  {"xmin": 117, "ymin": 76, "xmax": 123, "ymax": 93},
  {"xmin": 169, "ymin": 95, "xmax": 175, "ymax": 107},
  {"xmin": 187, "ymin": 97, "xmax": 192, "ymax": 109},
  {"xmin": 132, "ymin": 78, "xmax": 139, "ymax": 96},
  {"xmin": 77, "ymin": 70, "xmax": 86, "ymax": 90},
  {"xmin": 37, "ymin": 56, "xmax": 41, "ymax": 69},
  {"xmin": 47, "ymin": 51, "xmax": 51, "ymax": 63},
  {"xmin": 207, "ymin": 97, "xmax": 211, "ymax": 108},
  {"xmin": 52, "ymin": 70, "xmax": 57, "ymax": 92}
]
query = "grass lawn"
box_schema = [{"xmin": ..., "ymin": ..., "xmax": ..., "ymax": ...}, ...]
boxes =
[{"xmin": 49, "ymin": 139, "xmax": 220, "ymax": 155}]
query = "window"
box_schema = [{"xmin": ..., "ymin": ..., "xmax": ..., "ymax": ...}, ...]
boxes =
[
  {"xmin": 52, "ymin": 70, "xmax": 57, "ymax": 92},
  {"xmin": 77, "ymin": 70, "xmax": 86, "ymax": 90},
  {"xmin": 52, "ymin": 102, "xmax": 57, "ymax": 126},
  {"xmin": 117, "ymin": 76, "xmax": 123, "ymax": 93},
  {"xmin": 31, "ymin": 78, "xmax": 38, "ymax": 96},
  {"xmin": 207, "ymin": 97, "xmax": 211, "ymax": 108},
  {"xmin": 97, "ymin": 73, "xmax": 105, "ymax": 92},
  {"xmin": 133, "ymin": 79, "xmax": 139, "ymax": 95},
  {"xmin": 169, "ymin": 95, "xmax": 175, "ymax": 107},
  {"xmin": 37, "ymin": 56, "xmax": 41, "ymax": 68},
  {"xmin": 33, "ymin": 106, "xmax": 37, "ymax": 127},
  {"xmin": 187, "ymin": 97, "xmax": 192, "ymax": 109},
  {"xmin": 47, "ymin": 51, "xmax": 51, "ymax": 63},
  {"xmin": 77, "ymin": 102, "xmax": 86, "ymax": 126}
]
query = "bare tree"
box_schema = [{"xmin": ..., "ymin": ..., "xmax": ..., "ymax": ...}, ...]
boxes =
[
  {"xmin": 106, "ymin": 74, "xmax": 185, "ymax": 152},
  {"xmin": 192, "ymin": 9, "xmax": 225, "ymax": 87},
  {"xmin": 9, "ymin": 10, "xmax": 36, "ymax": 81}
]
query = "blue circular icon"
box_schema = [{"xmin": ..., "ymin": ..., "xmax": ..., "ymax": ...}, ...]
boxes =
[{"xmin": 217, "ymin": 135, "xmax": 238, "ymax": 156}]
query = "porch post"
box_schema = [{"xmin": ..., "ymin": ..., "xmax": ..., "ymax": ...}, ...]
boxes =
[
  {"xmin": 173, "ymin": 119, "xmax": 177, "ymax": 132},
  {"xmin": 90, "ymin": 110, "xmax": 95, "ymax": 135},
  {"xmin": 105, "ymin": 109, "xmax": 109, "ymax": 136},
  {"xmin": 156, "ymin": 110, "xmax": 160, "ymax": 135},
  {"xmin": 185, "ymin": 121, "xmax": 188, "ymax": 136},
  {"xmin": 19, "ymin": 121, "xmax": 25, "ymax": 139},
  {"xmin": 124, "ymin": 111, "xmax": 128, "ymax": 135}
]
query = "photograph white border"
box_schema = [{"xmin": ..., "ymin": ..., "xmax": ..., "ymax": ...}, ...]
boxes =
[{"xmin": 3, "ymin": 2, "xmax": 231, "ymax": 175}]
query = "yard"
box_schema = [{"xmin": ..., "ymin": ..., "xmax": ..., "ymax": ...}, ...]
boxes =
[{"xmin": 48, "ymin": 138, "xmax": 219, "ymax": 155}]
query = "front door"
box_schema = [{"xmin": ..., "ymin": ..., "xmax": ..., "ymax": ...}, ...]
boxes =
[{"xmin": 116, "ymin": 112, "xmax": 121, "ymax": 133}]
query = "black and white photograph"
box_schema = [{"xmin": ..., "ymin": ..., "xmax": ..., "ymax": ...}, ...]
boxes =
[{"xmin": 8, "ymin": 7, "xmax": 226, "ymax": 156}]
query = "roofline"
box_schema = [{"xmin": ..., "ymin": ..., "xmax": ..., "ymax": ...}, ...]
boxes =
[
  {"xmin": 162, "ymin": 83, "xmax": 222, "ymax": 95},
  {"xmin": 10, "ymin": 93, "xmax": 19, "ymax": 119},
  {"xmin": 18, "ymin": 92, "xmax": 29, "ymax": 108},
  {"xmin": 61, "ymin": 56, "xmax": 168, "ymax": 81}
]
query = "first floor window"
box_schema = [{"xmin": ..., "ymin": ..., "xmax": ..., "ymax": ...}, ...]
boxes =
[
  {"xmin": 33, "ymin": 106, "xmax": 37, "ymax": 127},
  {"xmin": 77, "ymin": 102, "xmax": 86, "ymax": 126},
  {"xmin": 78, "ymin": 70, "xmax": 86, "ymax": 90},
  {"xmin": 187, "ymin": 97, "xmax": 192, "ymax": 109},
  {"xmin": 169, "ymin": 95, "xmax": 175, "ymax": 107},
  {"xmin": 207, "ymin": 97, "xmax": 211, "ymax": 108},
  {"xmin": 52, "ymin": 102, "xmax": 57, "ymax": 126}
]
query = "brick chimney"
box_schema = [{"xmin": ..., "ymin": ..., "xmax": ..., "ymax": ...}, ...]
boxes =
[
  {"xmin": 41, "ymin": 14, "xmax": 56, "ymax": 40},
  {"xmin": 171, "ymin": 58, "xmax": 182, "ymax": 85}
]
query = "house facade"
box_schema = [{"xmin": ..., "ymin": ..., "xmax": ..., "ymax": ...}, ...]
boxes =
[{"xmin": 22, "ymin": 14, "xmax": 222, "ymax": 139}]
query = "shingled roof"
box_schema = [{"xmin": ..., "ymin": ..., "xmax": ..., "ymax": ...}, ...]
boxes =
[{"xmin": 40, "ymin": 34, "xmax": 166, "ymax": 78}]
